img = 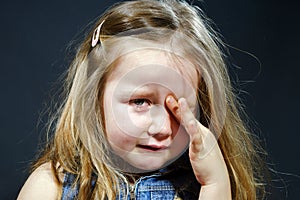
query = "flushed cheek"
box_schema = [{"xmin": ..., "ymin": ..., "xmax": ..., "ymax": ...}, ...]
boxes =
[
  {"xmin": 104, "ymin": 109, "xmax": 138, "ymax": 152},
  {"xmin": 106, "ymin": 125, "xmax": 138, "ymax": 153},
  {"xmin": 111, "ymin": 103, "xmax": 152, "ymax": 139},
  {"xmin": 127, "ymin": 110, "xmax": 152, "ymax": 137},
  {"xmin": 105, "ymin": 111, "xmax": 151, "ymax": 152},
  {"xmin": 170, "ymin": 125, "xmax": 190, "ymax": 152}
]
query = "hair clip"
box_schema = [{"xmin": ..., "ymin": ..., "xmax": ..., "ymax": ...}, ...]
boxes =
[{"xmin": 91, "ymin": 20, "xmax": 105, "ymax": 47}]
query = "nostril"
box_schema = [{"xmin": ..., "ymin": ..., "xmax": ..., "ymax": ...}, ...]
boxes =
[{"xmin": 152, "ymin": 133, "xmax": 171, "ymax": 141}]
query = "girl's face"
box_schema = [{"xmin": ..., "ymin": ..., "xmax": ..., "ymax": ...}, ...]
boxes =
[{"xmin": 103, "ymin": 49, "xmax": 198, "ymax": 172}]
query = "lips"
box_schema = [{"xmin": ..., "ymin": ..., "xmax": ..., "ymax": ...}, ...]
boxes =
[{"xmin": 136, "ymin": 144, "xmax": 168, "ymax": 151}]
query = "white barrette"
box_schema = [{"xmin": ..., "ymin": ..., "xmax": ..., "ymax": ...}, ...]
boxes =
[{"xmin": 91, "ymin": 20, "xmax": 105, "ymax": 47}]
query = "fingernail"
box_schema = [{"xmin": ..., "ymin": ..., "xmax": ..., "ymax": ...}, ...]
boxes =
[
  {"xmin": 167, "ymin": 95, "xmax": 174, "ymax": 103},
  {"xmin": 179, "ymin": 98, "xmax": 186, "ymax": 110}
]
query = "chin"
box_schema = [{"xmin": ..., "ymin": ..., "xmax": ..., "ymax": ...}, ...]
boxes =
[{"xmin": 129, "ymin": 158, "xmax": 167, "ymax": 172}]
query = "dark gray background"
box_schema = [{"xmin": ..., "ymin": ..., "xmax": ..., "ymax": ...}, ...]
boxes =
[{"xmin": 1, "ymin": 0, "xmax": 299, "ymax": 199}]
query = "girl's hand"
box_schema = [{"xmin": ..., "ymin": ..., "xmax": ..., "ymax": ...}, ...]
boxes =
[{"xmin": 166, "ymin": 96, "xmax": 231, "ymax": 199}]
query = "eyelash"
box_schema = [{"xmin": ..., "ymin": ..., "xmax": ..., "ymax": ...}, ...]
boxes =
[{"xmin": 129, "ymin": 98, "xmax": 151, "ymax": 112}]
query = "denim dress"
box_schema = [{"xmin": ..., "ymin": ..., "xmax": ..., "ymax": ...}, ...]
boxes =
[{"xmin": 61, "ymin": 153, "xmax": 200, "ymax": 200}]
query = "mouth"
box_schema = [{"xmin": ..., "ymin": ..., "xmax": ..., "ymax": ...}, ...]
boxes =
[{"xmin": 136, "ymin": 144, "xmax": 168, "ymax": 151}]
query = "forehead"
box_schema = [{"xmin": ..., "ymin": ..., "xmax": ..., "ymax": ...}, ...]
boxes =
[{"xmin": 108, "ymin": 49, "xmax": 198, "ymax": 90}]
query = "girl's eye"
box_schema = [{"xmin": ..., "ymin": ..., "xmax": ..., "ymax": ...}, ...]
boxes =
[{"xmin": 129, "ymin": 99, "xmax": 151, "ymax": 112}]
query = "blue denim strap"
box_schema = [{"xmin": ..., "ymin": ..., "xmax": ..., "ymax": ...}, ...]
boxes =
[{"xmin": 61, "ymin": 172, "xmax": 78, "ymax": 200}]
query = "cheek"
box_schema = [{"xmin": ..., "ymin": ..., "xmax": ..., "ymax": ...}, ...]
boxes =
[
  {"xmin": 104, "ymin": 104, "xmax": 151, "ymax": 147},
  {"xmin": 169, "ymin": 116, "xmax": 189, "ymax": 150},
  {"xmin": 127, "ymin": 109, "xmax": 152, "ymax": 129},
  {"xmin": 107, "ymin": 128, "xmax": 131, "ymax": 144},
  {"xmin": 171, "ymin": 125, "xmax": 190, "ymax": 155},
  {"xmin": 169, "ymin": 113, "xmax": 181, "ymax": 137},
  {"xmin": 110, "ymin": 103, "xmax": 152, "ymax": 138},
  {"xmin": 106, "ymin": 121, "xmax": 137, "ymax": 153}
]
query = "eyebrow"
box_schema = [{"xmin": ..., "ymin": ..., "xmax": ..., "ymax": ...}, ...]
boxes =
[{"xmin": 115, "ymin": 86, "xmax": 157, "ymax": 100}]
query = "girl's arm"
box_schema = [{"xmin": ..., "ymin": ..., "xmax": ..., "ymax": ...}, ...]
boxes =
[
  {"xmin": 17, "ymin": 163, "xmax": 59, "ymax": 200},
  {"xmin": 166, "ymin": 96, "xmax": 231, "ymax": 200}
]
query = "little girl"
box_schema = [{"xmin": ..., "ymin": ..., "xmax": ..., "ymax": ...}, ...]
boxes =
[{"xmin": 17, "ymin": 0, "xmax": 267, "ymax": 199}]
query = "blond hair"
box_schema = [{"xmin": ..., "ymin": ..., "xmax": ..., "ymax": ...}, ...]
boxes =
[{"xmin": 34, "ymin": 0, "xmax": 267, "ymax": 199}]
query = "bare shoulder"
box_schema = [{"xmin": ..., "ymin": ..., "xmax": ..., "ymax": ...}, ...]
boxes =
[{"xmin": 17, "ymin": 162, "xmax": 60, "ymax": 200}]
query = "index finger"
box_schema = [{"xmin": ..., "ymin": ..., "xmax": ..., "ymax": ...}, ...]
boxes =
[
  {"xmin": 166, "ymin": 95, "xmax": 200, "ymax": 139},
  {"xmin": 166, "ymin": 95, "xmax": 181, "ymax": 122},
  {"xmin": 166, "ymin": 95, "xmax": 196, "ymax": 126}
]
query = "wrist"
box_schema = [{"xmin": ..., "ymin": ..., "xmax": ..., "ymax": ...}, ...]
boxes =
[{"xmin": 199, "ymin": 180, "xmax": 231, "ymax": 200}]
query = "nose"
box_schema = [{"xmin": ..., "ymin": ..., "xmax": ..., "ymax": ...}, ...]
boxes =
[{"xmin": 148, "ymin": 105, "xmax": 172, "ymax": 136}]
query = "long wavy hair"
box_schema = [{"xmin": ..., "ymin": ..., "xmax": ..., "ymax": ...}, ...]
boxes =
[{"xmin": 34, "ymin": 0, "xmax": 267, "ymax": 199}]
